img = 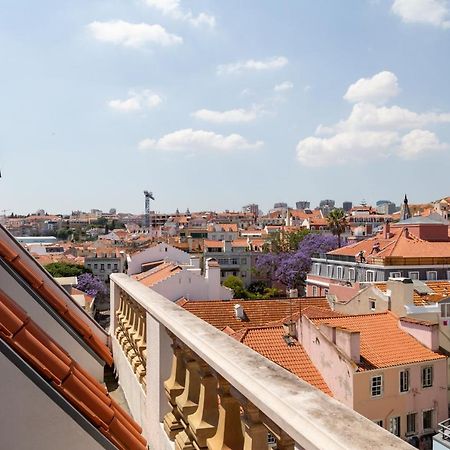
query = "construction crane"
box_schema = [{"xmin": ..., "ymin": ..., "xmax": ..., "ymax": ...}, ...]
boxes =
[{"xmin": 143, "ymin": 190, "xmax": 155, "ymax": 231}]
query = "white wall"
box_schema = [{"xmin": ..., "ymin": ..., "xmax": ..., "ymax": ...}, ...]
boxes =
[
  {"xmin": 128, "ymin": 243, "xmax": 191, "ymax": 275},
  {"xmin": 152, "ymin": 270, "xmax": 232, "ymax": 301},
  {"xmin": 0, "ymin": 353, "xmax": 105, "ymax": 450},
  {"xmin": 0, "ymin": 263, "xmax": 104, "ymax": 380}
]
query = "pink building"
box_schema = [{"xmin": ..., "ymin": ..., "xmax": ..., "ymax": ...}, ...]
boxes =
[{"xmin": 300, "ymin": 311, "xmax": 447, "ymax": 448}]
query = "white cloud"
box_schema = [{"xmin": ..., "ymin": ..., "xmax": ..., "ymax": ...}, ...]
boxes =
[
  {"xmin": 296, "ymin": 131, "xmax": 399, "ymax": 167},
  {"xmin": 138, "ymin": 128, "xmax": 263, "ymax": 152},
  {"xmin": 217, "ymin": 57, "xmax": 288, "ymax": 75},
  {"xmin": 392, "ymin": 0, "xmax": 450, "ymax": 28},
  {"xmin": 144, "ymin": 0, "xmax": 215, "ymax": 27},
  {"xmin": 191, "ymin": 106, "xmax": 261, "ymax": 123},
  {"xmin": 344, "ymin": 71, "xmax": 400, "ymax": 104},
  {"xmin": 108, "ymin": 90, "xmax": 162, "ymax": 112},
  {"xmin": 318, "ymin": 102, "xmax": 450, "ymax": 134},
  {"xmin": 87, "ymin": 20, "xmax": 182, "ymax": 48},
  {"xmin": 296, "ymin": 71, "xmax": 450, "ymax": 167},
  {"xmin": 398, "ymin": 129, "xmax": 449, "ymax": 159},
  {"xmin": 274, "ymin": 81, "xmax": 294, "ymax": 92}
]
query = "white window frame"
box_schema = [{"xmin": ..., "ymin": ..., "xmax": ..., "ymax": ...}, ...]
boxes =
[
  {"xmin": 408, "ymin": 271, "xmax": 419, "ymax": 280},
  {"xmin": 400, "ymin": 369, "xmax": 409, "ymax": 393},
  {"xmin": 371, "ymin": 374, "xmax": 383, "ymax": 397},
  {"xmin": 422, "ymin": 366, "xmax": 433, "ymax": 388},
  {"xmin": 313, "ymin": 263, "xmax": 320, "ymax": 275},
  {"xmin": 369, "ymin": 299, "xmax": 376, "ymax": 311},
  {"xmin": 312, "ymin": 286, "xmax": 318, "ymax": 297},
  {"xmin": 390, "ymin": 272, "xmax": 401, "ymax": 278},
  {"xmin": 373, "ymin": 419, "xmax": 383, "ymax": 428},
  {"xmin": 447, "ymin": 270, "xmax": 450, "ymax": 281},
  {"xmin": 389, "ymin": 416, "xmax": 401, "ymax": 437},
  {"xmin": 337, "ymin": 266, "xmax": 343, "ymax": 279},
  {"xmin": 441, "ymin": 303, "xmax": 450, "ymax": 318},
  {"xmin": 327, "ymin": 265, "xmax": 332, "ymax": 278},
  {"xmin": 427, "ymin": 271, "xmax": 437, "ymax": 281},
  {"xmin": 366, "ymin": 270, "xmax": 376, "ymax": 282},
  {"xmin": 348, "ymin": 268, "xmax": 355, "ymax": 281}
]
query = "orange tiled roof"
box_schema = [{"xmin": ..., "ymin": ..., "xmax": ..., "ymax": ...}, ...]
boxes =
[
  {"xmin": 375, "ymin": 281, "xmax": 450, "ymax": 306},
  {"xmin": 0, "ymin": 233, "xmax": 112, "ymax": 365},
  {"xmin": 203, "ymin": 240, "xmax": 224, "ymax": 248},
  {"xmin": 312, "ymin": 312, "xmax": 445, "ymax": 370},
  {"xmin": 0, "ymin": 289, "xmax": 146, "ymax": 450},
  {"xmin": 178, "ymin": 298, "xmax": 331, "ymax": 331},
  {"xmin": 133, "ymin": 261, "xmax": 182, "ymax": 287},
  {"xmin": 233, "ymin": 325, "xmax": 332, "ymax": 396}
]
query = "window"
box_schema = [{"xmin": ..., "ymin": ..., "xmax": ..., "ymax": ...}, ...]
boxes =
[
  {"xmin": 422, "ymin": 366, "xmax": 433, "ymax": 388},
  {"xmin": 369, "ymin": 299, "xmax": 376, "ymax": 311},
  {"xmin": 312, "ymin": 286, "xmax": 318, "ymax": 297},
  {"xmin": 100, "ymin": 263, "xmax": 105, "ymax": 271},
  {"xmin": 389, "ymin": 416, "xmax": 400, "ymax": 437},
  {"xmin": 373, "ymin": 420, "xmax": 383, "ymax": 428},
  {"xmin": 231, "ymin": 258, "xmax": 238, "ymax": 265},
  {"xmin": 371, "ymin": 375, "xmax": 383, "ymax": 397},
  {"xmin": 390, "ymin": 272, "xmax": 401, "ymax": 278},
  {"xmin": 400, "ymin": 369, "xmax": 409, "ymax": 393},
  {"xmin": 337, "ymin": 266, "xmax": 343, "ymax": 279},
  {"xmin": 408, "ymin": 271, "xmax": 419, "ymax": 280},
  {"xmin": 327, "ymin": 265, "xmax": 332, "ymax": 278},
  {"xmin": 423, "ymin": 409, "xmax": 433, "ymax": 430},
  {"xmin": 313, "ymin": 263, "xmax": 321, "ymax": 275},
  {"xmin": 366, "ymin": 271, "xmax": 375, "ymax": 282},
  {"xmin": 441, "ymin": 303, "xmax": 450, "ymax": 318},
  {"xmin": 406, "ymin": 413, "xmax": 416, "ymax": 435},
  {"xmin": 427, "ymin": 271, "xmax": 437, "ymax": 281},
  {"xmin": 447, "ymin": 270, "xmax": 450, "ymax": 281},
  {"xmin": 87, "ymin": 263, "xmax": 91, "ymax": 268},
  {"xmin": 107, "ymin": 263, "xmax": 111, "ymax": 269},
  {"xmin": 94, "ymin": 263, "xmax": 98, "ymax": 269},
  {"xmin": 114, "ymin": 263, "xmax": 118, "ymax": 270},
  {"xmin": 348, "ymin": 268, "xmax": 355, "ymax": 281}
]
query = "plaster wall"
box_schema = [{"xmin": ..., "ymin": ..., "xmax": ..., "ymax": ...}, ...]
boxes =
[
  {"xmin": 0, "ymin": 262, "xmax": 104, "ymax": 380},
  {"xmin": 0, "ymin": 353, "xmax": 105, "ymax": 450}
]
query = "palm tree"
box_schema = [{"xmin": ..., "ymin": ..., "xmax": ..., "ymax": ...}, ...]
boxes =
[{"xmin": 327, "ymin": 208, "xmax": 348, "ymax": 248}]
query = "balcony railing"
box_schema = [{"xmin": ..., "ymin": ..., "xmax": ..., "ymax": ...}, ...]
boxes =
[{"xmin": 110, "ymin": 273, "xmax": 412, "ymax": 450}]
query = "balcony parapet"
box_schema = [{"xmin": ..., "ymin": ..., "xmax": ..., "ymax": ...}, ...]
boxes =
[{"xmin": 110, "ymin": 273, "xmax": 412, "ymax": 450}]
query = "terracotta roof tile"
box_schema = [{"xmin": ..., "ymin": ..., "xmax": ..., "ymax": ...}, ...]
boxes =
[
  {"xmin": 233, "ymin": 326, "xmax": 332, "ymax": 396},
  {"xmin": 312, "ymin": 312, "xmax": 445, "ymax": 370},
  {"xmin": 0, "ymin": 289, "xmax": 146, "ymax": 450},
  {"xmin": 132, "ymin": 261, "xmax": 182, "ymax": 287},
  {"xmin": 0, "ymin": 231, "xmax": 112, "ymax": 365},
  {"xmin": 179, "ymin": 297, "xmax": 331, "ymax": 331}
]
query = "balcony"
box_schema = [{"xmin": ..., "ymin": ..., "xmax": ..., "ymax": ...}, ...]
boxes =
[{"xmin": 110, "ymin": 273, "xmax": 412, "ymax": 450}]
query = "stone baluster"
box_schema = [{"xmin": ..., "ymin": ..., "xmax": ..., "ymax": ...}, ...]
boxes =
[
  {"xmin": 206, "ymin": 376, "xmax": 244, "ymax": 450},
  {"xmin": 164, "ymin": 339, "xmax": 187, "ymax": 440},
  {"xmin": 187, "ymin": 361, "xmax": 218, "ymax": 449},
  {"xmin": 114, "ymin": 292, "xmax": 126, "ymax": 341},
  {"xmin": 276, "ymin": 432, "xmax": 295, "ymax": 450},
  {"xmin": 174, "ymin": 348, "xmax": 202, "ymax": 450},
  {"xmin": 233, "ymin": 394, "xmax": 268, "ymax": 450}
]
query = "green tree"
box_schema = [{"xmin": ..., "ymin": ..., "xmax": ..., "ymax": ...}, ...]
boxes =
[
  {"xmin": 265, "ymin": 229, "xmax": 310, "ymax": 253},
  {"xmin": 327, "ymin": 208, "xmax": 348, "ymax": 248},
  {"xmin": 223, "ymin": 275, "xmax": 248, "ymax": 299},
  {"xmin": 45, "ymin": 262, "xmax": 90, "ymax": 277}
]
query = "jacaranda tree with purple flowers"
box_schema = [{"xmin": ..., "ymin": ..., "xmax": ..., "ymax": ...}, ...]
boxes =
[
  {"xmin": 76, "ymin": 273, "xmax": 107, "ymax": 298},
  {"xmin": 256, "ymin": 233, "xmax": 340, "ymax": 291}
]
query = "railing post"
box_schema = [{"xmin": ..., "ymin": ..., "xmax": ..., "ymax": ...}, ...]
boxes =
[
  {"xmin": 164, "ymin": 337, "xmax": 186, "ymax": 440},
  {"xmin": 174, "ymin": 347, "xmax": 201, "ymax": 450},
  {"xmin": 187, "ymin": 361, "xmax": 219, "ymax": 449},
  {"xmin": 206, "ymin": 375, "xmax": 244, "ymax": 450},
  {"xmin": 277, "ymin": 431, "xmax": 295, "ymax": 450}
]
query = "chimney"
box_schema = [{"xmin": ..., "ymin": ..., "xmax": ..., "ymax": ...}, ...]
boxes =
[
  {"xmin": 234, "ymin": 304, "xmax": 246, "ymax": 321},
  {"xmin": 386, "ymin": 277, "xmax": 414, "ymax": 315},
  {"xmin": 404, "ymin": 227, "xmax": 410, "ymax": 239},
  {"xmin": 383, "ymin": 220, "xmax": 390, "ymax": 239},
  {"xmin": 205, "ymin": 258, "xmax": 221, "ymax": 299},
  {"xmin": 189, "ymin": 256, "xmax": 200, "ymax": 269}
]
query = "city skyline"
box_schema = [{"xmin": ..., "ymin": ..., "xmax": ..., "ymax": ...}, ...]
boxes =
[{"xmin": 1, "ymin": 1, "xmax": 450, "ymax": 214}]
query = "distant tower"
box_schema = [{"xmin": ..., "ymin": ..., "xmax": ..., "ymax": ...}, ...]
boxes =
[
  {"xmin": 400, "ymin": 194, "xmax": 411, "ymax": 221},
  {"xmin": 143, "ymin": 190, "xmax": 155, "ymax": 230}
]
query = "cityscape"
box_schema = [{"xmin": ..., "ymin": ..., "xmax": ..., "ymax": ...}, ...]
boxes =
[{"xmin": 2, "ymin": 1, "xmax": 450, "ymax": 450}]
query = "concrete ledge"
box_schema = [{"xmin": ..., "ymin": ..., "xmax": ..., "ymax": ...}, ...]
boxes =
[{"xmin": 111, "ymin": 273, "xmax": 412, "ymax": 450}]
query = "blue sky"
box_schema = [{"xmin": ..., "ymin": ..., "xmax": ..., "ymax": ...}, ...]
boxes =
[{"xmin": 1, "ymin": 0, "xmax": 450, "ymax": 215}]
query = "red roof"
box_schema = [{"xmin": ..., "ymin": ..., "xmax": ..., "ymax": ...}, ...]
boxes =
[
  {"xmin": 0, "ymin": 289, "xmax": 147, "ymax": 450},
  {"xmin": 0, "ymin": 230, "xmax": 112, "ymax": 365},
  {"xmin": 178, "ymin": 297, "xmax": 331, "ymax": 331},
  {"xmin": 233, "ymin": 325, "xmax": 332, "ymax": 396}
]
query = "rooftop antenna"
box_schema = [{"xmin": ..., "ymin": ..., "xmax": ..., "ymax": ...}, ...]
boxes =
[{"xmin": 143, "ymin": 190, "xmax": 155, "ymax": 233}]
